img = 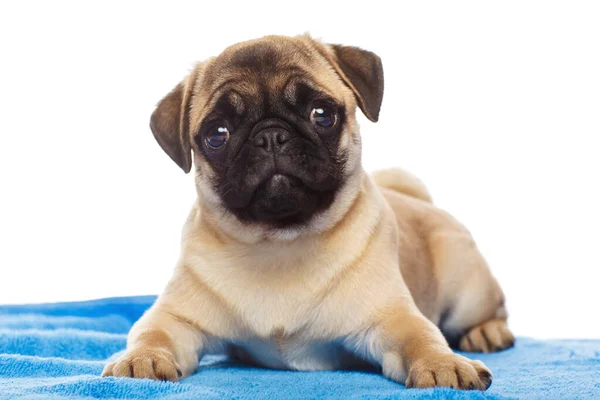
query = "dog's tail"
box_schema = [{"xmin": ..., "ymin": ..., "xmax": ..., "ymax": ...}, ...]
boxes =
[{"xmin": 372, "ymin": 168, "xmax": 433, "ymax": 203}]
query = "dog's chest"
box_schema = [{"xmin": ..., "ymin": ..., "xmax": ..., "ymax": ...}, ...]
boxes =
[
  {"xmin": 190, "ymin": 237, "xmax": 383, "ymax": 370},
  {"xmin": 199, "ymin": 268, "xmax": 367, "ymax": 370},
  {"xmin": 194, "ymin": 246, "xmax": 349, "ymax": 335},
  {"xmin": 202, "ymin": 286, "xmax": 374, "ymax": 371}
]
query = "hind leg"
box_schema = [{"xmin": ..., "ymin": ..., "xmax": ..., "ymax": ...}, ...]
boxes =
[
  {"xmin": 442, "ymin": 299, "xmax": 515, "ymax": 354},
  {"xmin": 458, "ymin": 319, "xmax": 515, "ymax": 353},
  {"xmin": 428, "ymin": 229, "xmax": 515, "ymax": 353},
  {"xmin": 443, "ymin": 292, "xmax": 516, "ymax": 354}
]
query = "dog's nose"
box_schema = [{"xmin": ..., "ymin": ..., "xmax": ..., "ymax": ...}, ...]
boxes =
[{"xmin": 253, "ymin": 129, "xmax": 291, "ymax": 152}]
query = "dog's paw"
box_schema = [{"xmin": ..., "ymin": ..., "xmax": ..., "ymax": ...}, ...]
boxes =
[
  {"xmin": 406, "ymin": 353, "xmax": 492, "ymax": 390},
  {"xmin": 459, "ymin": 319, "xmax": 515, "ymax": 353},
  {"xmin": 101, "ymin": 346, "xmax": 182, "ymax": 381}
]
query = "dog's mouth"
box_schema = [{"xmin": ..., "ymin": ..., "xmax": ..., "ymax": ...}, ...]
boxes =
[
  {"xmin": 219, "ymin": 162, "xmax": 341, "ymax": 227},
  {"xmin": 250, "ymin": 174, "xmax": 317, "ymax": 223}
]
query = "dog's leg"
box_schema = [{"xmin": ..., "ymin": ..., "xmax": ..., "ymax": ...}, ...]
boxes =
[
  {"xmin": 101, "ymin": 305, "xmax": 203, "ymax": 381},
  {"xmin": 428, "ymin": 230, "xmax": 516, "ymax": 353},
  {"xmin": 438, "ymin": 285, "xmax": 516, "ymax": 354},
  {"xmin": 350, "ymin": 302, "xmax": 492, "ymax": 390},
  {"xmin": 443, "ymin": 277, "xmax": 515, "ymax": 353},
  {"xmin": 458, "ymin": 318, "xmax": 515, "ymax": 353}
]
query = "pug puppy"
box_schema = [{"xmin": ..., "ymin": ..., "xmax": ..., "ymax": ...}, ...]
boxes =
[{"xmin": 102, "ymin": 34, "xmax": 514, "ymax": 390}]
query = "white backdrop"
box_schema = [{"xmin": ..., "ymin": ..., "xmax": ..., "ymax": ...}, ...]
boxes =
[{"xmin": 1, "ymin": 1, "xmax": 599, "ymax": 339}]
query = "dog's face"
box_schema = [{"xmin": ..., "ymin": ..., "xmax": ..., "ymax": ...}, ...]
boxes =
[{"xmin": 150, "ymin": 35, "xmax": 383, "ymax": 230}]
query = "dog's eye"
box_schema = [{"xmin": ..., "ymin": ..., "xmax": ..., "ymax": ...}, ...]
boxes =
[
  {"xmin": 205, "ymin": 126, "xmax": 229, "ymax": 149},
  {"xmin": 310, "ymin": 107, "xmax": 337, "ymax": 129}
]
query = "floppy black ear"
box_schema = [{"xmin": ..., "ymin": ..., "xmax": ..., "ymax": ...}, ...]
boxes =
[
  {"xmin": 329, "ymin": 44, "xmax": 384, "ymax": 122},
  {"xmin": 149, "ymin": 80, "xmax": 193, "ymax": 173}
]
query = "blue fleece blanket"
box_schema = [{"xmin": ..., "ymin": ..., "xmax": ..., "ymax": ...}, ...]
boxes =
[{"xmin": 1, "ymin": 296, "xmax": 598, "ymax": 399}]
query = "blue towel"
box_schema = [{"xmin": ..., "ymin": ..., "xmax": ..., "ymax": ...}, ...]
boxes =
[{"xmin": 1, "ymin": 296, "xmax": 598, "ymax": 399}]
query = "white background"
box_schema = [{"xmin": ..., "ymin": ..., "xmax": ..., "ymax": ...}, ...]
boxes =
[{"xmin": 1, "ymin": 1, "xmax": 599, "ymax": 339}]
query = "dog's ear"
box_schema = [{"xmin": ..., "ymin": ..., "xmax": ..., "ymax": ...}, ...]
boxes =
[
  {"xmin": 150, "ymin": 74, "xmax": 196, "ymax": 173},
  {"xmin": 328, "ymin": 44, "xmax": 384, "ymax": 122}
]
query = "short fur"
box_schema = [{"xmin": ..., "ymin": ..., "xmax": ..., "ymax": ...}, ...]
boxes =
[{"xmin": 102, "ymin": 34, "xmax": 513, "ymax": 390}]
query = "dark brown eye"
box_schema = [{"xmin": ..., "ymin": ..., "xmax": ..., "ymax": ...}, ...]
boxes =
[
  {"xmin": 310, "ymin": 107, "xmax": 337, "ymax": 129},
  {"xmin": 205, "ymin": 126, "xmax": 229, "ymax": 149}
]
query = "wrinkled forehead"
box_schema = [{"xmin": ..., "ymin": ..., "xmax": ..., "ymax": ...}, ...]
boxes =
[
  {"xmin": 209, "ymin": 37, "xmax": 316, "ymax": 79},
  {"xmin": 190, "ymin": 37, "xmax": 349, "ymax": 124}
]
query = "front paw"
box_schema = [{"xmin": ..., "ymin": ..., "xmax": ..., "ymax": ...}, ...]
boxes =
[
  {"xmin": 406, "ymin": 353, "xmax": 492, "ymax": 390},
  {"xmin": 101, "ymin": 346, "xmax": 182, "ymax": 382}
]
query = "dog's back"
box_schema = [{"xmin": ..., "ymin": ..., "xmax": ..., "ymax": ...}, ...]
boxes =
[{"xmin": 372, "ymin": 168, "xmax": 433, "ymax": 203}]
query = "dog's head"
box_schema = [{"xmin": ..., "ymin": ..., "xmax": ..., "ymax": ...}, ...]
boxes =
[{"xmin": 150, "ymin": 35, "xmax": 383, "ymax": 234}]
